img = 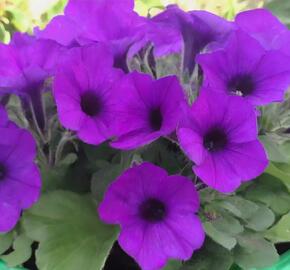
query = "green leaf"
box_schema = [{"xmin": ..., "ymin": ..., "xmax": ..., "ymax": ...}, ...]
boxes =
[
  {"xmin": 58, "ymin": 153, "xmax": 77, "ymax": 166},
  {"xmin": 244, "ymin": 173, "xmax": 290, "ymax": 215},
  {"xmin": 203, "ymin": 222, "xmax": 237, "ymax": 250},
  {"xmin": 91, "ymin": 164, "xmax": 122, "ymax": 202},
  {"xmin": 210, "ymin": 213, "xmax": 244, "ymax": 236},
  {"xmin": 265, "ymin": 213, "xmax": 290, "ymax": 243},
  {"xmin": 233, "ymin": 232, "xmax": 279, "ymax": 270},
  {"xmin": 22, "ymin": 191, "xmax": 119, "ymax": 270},
  {"xmin": 0, "ymin": 260, "xmax": 26, "ymax": 270},
  {"xmin": 229, "ymin": 265, "xmax": 242, "ymax": 270},
  {"xmin": 0, "ymin": 233, "xmax": 13, "ymax": 255},
  {"xmin": 1, "ymin": 235, "xmax": 32, "ymax": 268},
  {"xmin": 266, "ymin": 163, "xmax": 290, "ymax": 192},
  {"xmin": 163, "ymin": 260, "xmax": 182, "ymax": 270},
  {"xmin": 41, "ymin": 154, "xmax": 92, "ymax": 193},
  {"xmin": 245, "ymin": 205, "xmax": 275, "ymax": 231},
  {"xmin": 181, "ymin": 238, "xmax": 233, "ymax": 270},
  {"xmin": 83, "ymin": 143, "xmax": 117, "ymax": 164},
  {"xmin": 142, "ymin": 139, "xmax": 185, "ymax": 174},
  {"xmin": 260, "ymin": 135, "xmax": 289, "ymax": 163},
  {"xmin": 217, "ymin": 197, "xmax": 259, "ymax": 220}
]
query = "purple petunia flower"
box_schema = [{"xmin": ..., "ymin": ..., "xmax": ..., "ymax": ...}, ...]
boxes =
[
  {"xmin": 0, "ymin": 107, "xmax": 41, "ymax": 232},
  {"xmin": 177, "ymin": 90, "xmax": 268, "ymax": 193},
  {"xmin": 235, "ymin": 9, "xmax": 290, "ymax": 57},
  {"xmin": 98, "ymin": 162, "xmax": 205, "ymax": 270},
  {"xmin": 36, "ymin": 0, "xmax": 144, "ymax": 47},
  {"xmin": 134, "ymin": 5, "xmax": 234, "ymax": 73},
  {"xmin": 110, "ymin": 71, "xmax": 186, "ymax": 150},
  {"xmin": 0, "ymin": 32, "xmax": 62, "ymax": 128},
  {"xmin": 235, "ymin": 9, "xmax": 288, "ymax": 50},
  {"xmin": 196, "ymin": 30, "xmax": 290, "ymax": 106},
  {"xmin": 36, "ymin": 0, "xmax": 145, "ymax": 73},
  {"xmin": 53, "ymin": 44, "xmax": 123, "ymax": 145}
]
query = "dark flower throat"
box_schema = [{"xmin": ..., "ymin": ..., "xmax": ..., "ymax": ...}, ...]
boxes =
[
  {"xmin": 149, "ymin": 107, "xmax": 163, "ymax": 131},
  {"xmin": 0, "ymin": 163, "xmax": 6, "ymax": 181},
  {"xmin": 203, "ymin": 128, "xmax": 227, "ymax": 152},
  {"xmin": 80, "ymin": 91, "xmax": 102, "ymax": 117},
  {"xmin": 140, "ymin": 198, "xmax": 166, "ymax": 222},
  {"xmin": 227, "ymin": 74, "xmax": 255, "ymax": 96}
]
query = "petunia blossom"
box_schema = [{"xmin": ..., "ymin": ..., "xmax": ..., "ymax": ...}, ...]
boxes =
[
  {"xmin": 36, "ymin": 0, "xmax": 145, "ymax": 47},
  {"xmin": 196, "ymin": 30, "xmax": 290, "ymax": 106},
  {"xmin": 36, "ymin": 0, "xmax": 147, "ymax": 73},
  {"xmin": 177, "ymin": 90, "xmax": 268, "ymax": 193},
  {"xmin": 133, "ymin": 5, "xmax": 234, "ymax": 73},
  {"xmin": 235, "ymin": 9, "xmax": 288, "ymax": 51},
  {"xmin": 110, "ymin": 71, "xmax": 186, "ymax": 150},
  {"xmin": 98, "ymin": 162, "xmax": 205, "ymax": 270},
  {"xmin": 53, "ymin": 44, "xmax": 123, "ymax": 145},
  {"xmin": 0, "ymin": 32, "xmax": 62, "ymax": 129},
  {"xmin": 0, "ymin": 106, "xmax": 41, "ymax": 232}
]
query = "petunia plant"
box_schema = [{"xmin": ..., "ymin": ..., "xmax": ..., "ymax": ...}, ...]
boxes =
[{"xmin": 0, "ymin": 0, "xmax": 289, "ymax": 270}]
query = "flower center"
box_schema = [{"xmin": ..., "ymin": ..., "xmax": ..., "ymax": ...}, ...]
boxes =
[
  {"xmin": 0, "ymin": 164, "xmax": 6, "ymax": 181},
  {"xmin": 80, "ymin": 91, "xmax": 102, "ymax": 117},
  {"xmin": 227, "ymin": 74, "xmax": 255, "ymax": 96},
  {"xmin": 203, "ymin": 128, "xmax": 227, "ymax": 152},
  {"xmin": 149, "ymin": 107, "xmax": 163, "ymax": 131},
  {"xmin": 139, "ymin": 198, "xmax": 166, "ymax": 222}
]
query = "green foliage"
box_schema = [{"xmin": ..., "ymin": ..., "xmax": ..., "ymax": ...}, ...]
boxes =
[
  {"xmin": 233, "ymin": 232, "xmax": 279, "ymax": 270},
  {"xmin": 181, "ymin": 238, "xmax": 233, "ymax": 270},
  {"xmin": 22, "ymin": 191, "xmax": 119, "ymax": 270},
  {"xmin": 163, "ymin": 260, "xmax": 182, "ymax": 270},
  {"xmin": 0, "ymin": 233, "xmax": 14, "ymax": 255},
  {"xmin": 1, "ymin": 235, "xmax": 32, "ymax": 268},
  {"xmin": 266, "ymin": 163, "xmax": 290, "ymax": 192},
  {"xmin": 260, "ymin": 135, "xmax": 290, "ymax": 164},
  {"xmin": 244, "ymin": 173, "xmax": 290, "ymax": 215},
  {"xmin": 0, "ymin": 260, "xmax": 26, "ymax": 270},
  {"xmin": 203, "ymin": 221, "xmax": 238, "ymax": 250},
  {"xmin": 266, "ymin": 213, "xmax": 290, "ymax": 243},
  {"xmin": 0, "ymin": 230, "xmax": 33, "ymax": 268},
  {"xmin": 217, "ymin": 196, "xmax": 259, "ymax": 219},
  {"xmin": 200, "ymin": 192, "xmax": 279, "ymax": 269},
  {"xmin": 91, "ymin": 163, "xmax": 123, "ymax": 202},
  {"xmin": 245, "ymin": 205, "xmax": 275, "ymax": 231}
]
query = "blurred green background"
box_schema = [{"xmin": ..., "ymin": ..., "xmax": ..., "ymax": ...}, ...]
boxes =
[{"xmin": 0, "ymin": 0, "xmax": 288, "ymax": 43}]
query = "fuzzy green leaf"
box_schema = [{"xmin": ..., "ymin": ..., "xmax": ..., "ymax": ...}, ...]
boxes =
[
  {"xmin": 22, "ymin": 191, "xmax": 119, "ymax": 270},
  {"xmin": 211, "ymin": 213, "xmax": 244, "ymax": 236},
  {"xmin": 1, "ymin": 235, "xmax": 32, "ymax": 268},
  {"xmin": 244, "ymin": 173, "xmax": 290, "ymax": 215},
  {"xmin": 181, "ymin": 238, "xmax": 233, "ymax": 270},
  {"xmin": 217, "ymin": 197, "xmax": 259, "ymax": 220},
  {"xmin": 245, "ymin": 205, "xmax": 275, "ymax": 231},
  {"xmin": 0, "ymin": 233, "xmax": 13, "ymax": 255},
  {"xmin": 163, "ymin": 260, "xmax": 182, "ymax": 270},
  {"xmin": 233, "ymin": 232, "xmax": 279, "ymax": 270},
  {"xmin": 265, "ymin": 213, "xmax": 290, "ymax": 243},
  {"xmin": 203, "ymin": 222, "xmax": 237, "ymax": 250},
  {"xmin": 91, "ymin": 164, "xmax": 122, "ymax": 202},
  {"xmin": 266, "ymin": 163, "xmax": 290, "ymax": 192}
]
